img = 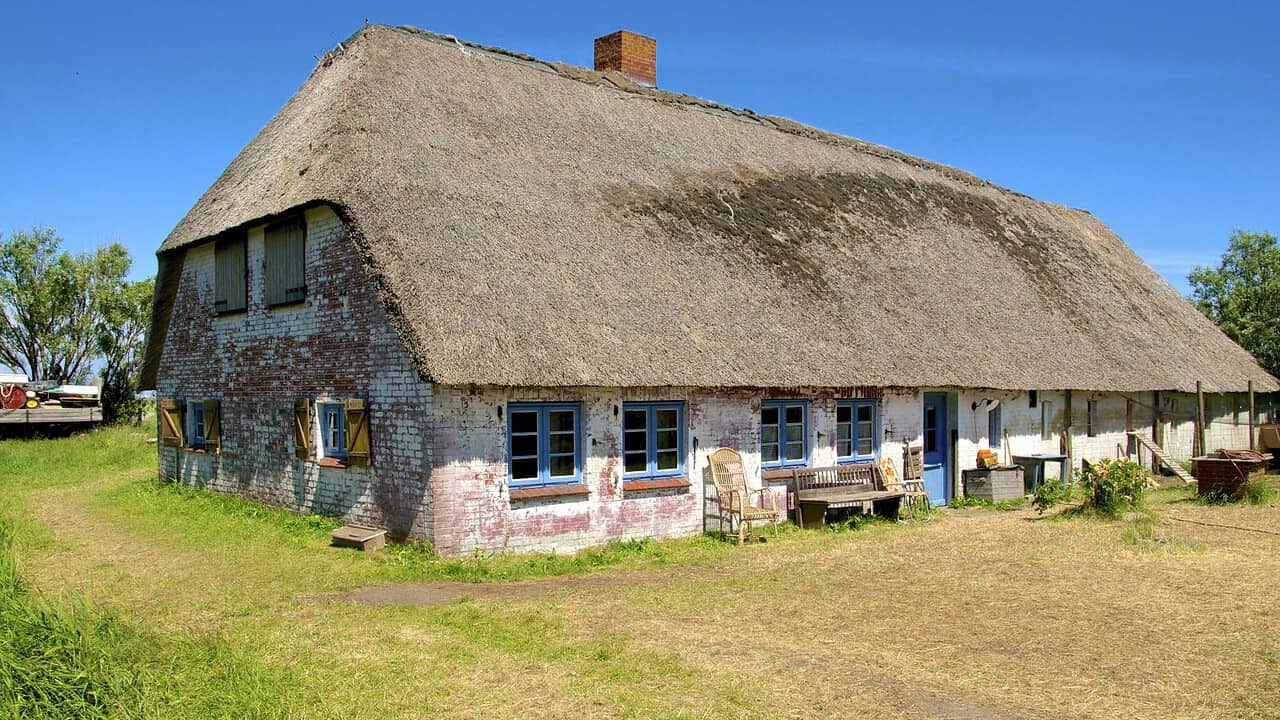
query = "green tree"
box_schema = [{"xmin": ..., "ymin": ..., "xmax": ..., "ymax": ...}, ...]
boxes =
[
  {"xmin": 1189, "ymin": 230, "xmax": 1280, "ymax": 376},
  {"xmin": 0, "ymin": 228, "xmax": 153, "ymax": 423}
]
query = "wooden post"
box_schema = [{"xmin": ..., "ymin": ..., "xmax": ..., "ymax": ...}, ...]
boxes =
[
  {"xmin": 1151, "ymin": 391, "xmax": 1162, "ymax": 473},
  {"xmin": 1248, "ymin": 380, "xmax": 1256, "ymax": 451},
  {"xmin": 1063, "ymin": 390, "xmax": 1074, "ymax": 473},
  {"xmin": 1195, "ymin": 381, "xmax": 1206, "ymax": 458},
  {"xmin": 1125, "ymin": 397, "xmax": 1134, "ymax": 460}
]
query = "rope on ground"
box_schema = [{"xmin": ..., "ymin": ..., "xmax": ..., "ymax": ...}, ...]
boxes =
[{"xmin": 1164, "ymin": 515, "xmax": 1280, "ymax": 537}]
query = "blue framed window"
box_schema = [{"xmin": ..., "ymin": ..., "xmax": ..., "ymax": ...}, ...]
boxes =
[
  {"xmin": 188, "ymin": 402, "xmax": 206, "ymax": 449},
  {"xmin": 836, "ymin": 399, "xmax": 878, "ymax": 462},
  {"xmin": 988, "ymin": 404, "xmax": 1003, "ymax": 448},
  {"xmin": 761, "ymin": 400, "xmax": 808, "ymax": 469},
  {"xmin": 508, "ymin": 403, "xmax": 582, "ymax": 487},
  {"xmin": 622, "ymin": 402, "xmax": 684, "ymax": 478},
  {"xmin": 320, "ymin": 403, "xmax": 346, "ymax": 458}
]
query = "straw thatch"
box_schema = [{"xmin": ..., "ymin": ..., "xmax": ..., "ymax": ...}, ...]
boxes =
[{"xmin": 141, "ymin": 24, "xmax": 1278, "ymax": 393}]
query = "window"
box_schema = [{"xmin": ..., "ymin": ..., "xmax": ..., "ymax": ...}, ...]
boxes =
[
  {"xmin": 1086, "ymin": 400, "xmax": 1097, "ymax": 437},
  {"xmin": 1041, "ymin": 401, "xmax": 1053, "ymax": 441},
  {"xmin": 988, "ymin": 404, "xmax": 1003, "ymax": 449},
  {"xmin": 319, "ymin": 403, "xmax": 346, "ymax": 458},
  {"xmin": 214, "ymin": 232, "xmax": 247, "ymax": 314},
  {"xmin": 508, "ymin": 403, "xmax": 582, "ymax": 487},
  {"xmin": 836, "ymin": 399, "xmax": 877, "ymax": 462},
  {"xmin": 188, "ymin": 401, "xmax": 206, "ymax": 449},
  {"xmin": 761, "ymin": 400, "xmax": 808, "ymax": 469},
  {"xmin": 264, "ymin": 218, "xmax": 306, "ymax": 307},
  {"xmin": 623, "ymin": 402, "xmax": 684, "ymax": 478}
]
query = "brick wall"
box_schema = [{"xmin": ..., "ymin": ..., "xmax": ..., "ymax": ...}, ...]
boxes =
[{"xmin": 155, "ymin": 205, "xmax": 434, "ymax": 539}]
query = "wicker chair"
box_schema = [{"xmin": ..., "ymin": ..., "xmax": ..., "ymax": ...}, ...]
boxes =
[{"xmin": 708, "ymin": 447, "xmax": 780, "ymax": 545}]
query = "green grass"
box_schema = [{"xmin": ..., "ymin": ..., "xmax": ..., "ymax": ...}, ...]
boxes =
[{"xmin": 947, "ymin": 495, "xmax": 1029, "ymax": 511}]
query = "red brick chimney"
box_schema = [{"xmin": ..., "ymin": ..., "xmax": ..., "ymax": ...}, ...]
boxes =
[{"xmin": 593, "ymin": 30, "xmax": 657, "ymax": 87}]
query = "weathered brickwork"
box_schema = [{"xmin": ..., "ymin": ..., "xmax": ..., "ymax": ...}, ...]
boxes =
[{"xmin": 155, "ymin": 205, "xmax": 433, "ymax": 539}]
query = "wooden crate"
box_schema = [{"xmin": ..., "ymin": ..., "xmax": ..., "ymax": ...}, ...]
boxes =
[
  {"xmin": 962, "ymin": 468, "xmax": 1025, "ymax": 502},
  {"xmin": 1194, "ymin": 456, "xmax": 1269, "ymax": 498}
]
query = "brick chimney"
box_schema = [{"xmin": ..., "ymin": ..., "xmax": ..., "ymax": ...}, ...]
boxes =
[{"xmin": 593, "ymin": 30, "xmax": 657, "ymax": 87}]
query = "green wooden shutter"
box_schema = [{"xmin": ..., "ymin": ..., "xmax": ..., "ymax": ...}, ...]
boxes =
[
  {"xmin": 203, "ymin": 399, "xmax": 221, "ymax": 454},
  {"xmin": 293, "ymin": 399, "xmax": 312, "ymax": 460},
  {"xmin": 264, "ymin": 219, "xmax": 306, "ymax": 306},
  {"xmin": 214, "ymin": 235, "xmax": 247, "ymax": 313},
  {"xmin": 345, "ymin": 398, "xmax": 370, "ymax": 466}
]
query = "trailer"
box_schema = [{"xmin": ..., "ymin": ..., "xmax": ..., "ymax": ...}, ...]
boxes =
[{"xmin": 0, "ymin": 373, "xmax": 104, "ymax": 437}]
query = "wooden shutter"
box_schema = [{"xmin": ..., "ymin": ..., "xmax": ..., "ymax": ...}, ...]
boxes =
[
  {"xmin": 214, "ymin": 235, "xmax": 247, "ymax": 313},
  {"xmin": 159, "ymin": 399, "xmax": 184, "ymax": 447},
  {"xmin": 203, "ymin": 399, "xmax": 221, "ymax": 454},
  {"xmin": 345, "ymin": 398, "xmax": 370, "ymax": 466},
  {"xmin": 293, "ymin": 399, "xmax": 312, "ymax": 460},
  {"xmin": 265, "ymin": 219, "xmax": 306, "ymax": 306}
]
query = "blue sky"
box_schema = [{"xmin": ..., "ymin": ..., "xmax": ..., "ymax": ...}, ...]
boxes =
[{"xmin": 3, "ymin": 1, "xmax": 1277, "ymax": 293}]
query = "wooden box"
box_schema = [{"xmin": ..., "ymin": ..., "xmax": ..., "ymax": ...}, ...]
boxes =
[
  {"xmin": 1194, "ymin": 456, "xmax": 1270, "ymax": 498},
  {"xmin": 962, "ymin": 468, "xmax": 1025, "ymax": 502}
]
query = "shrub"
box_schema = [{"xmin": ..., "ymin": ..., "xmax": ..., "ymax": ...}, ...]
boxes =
[
  {"xmin": 1078, "ymin": 459, "xmax": 1148, "ymax": 518},
  {"xmin": 1032, "ymin": 479, "xmax": 1068, "ymax": 515}
]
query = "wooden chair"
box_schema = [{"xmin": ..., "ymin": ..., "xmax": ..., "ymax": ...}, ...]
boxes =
[
  {"xmin": 888, "ymin": 447, "xmax": 930, "ymax": 509},
  {"xmin": 708, "ymin": 447, "xmax": 780, "ymax": 545}
]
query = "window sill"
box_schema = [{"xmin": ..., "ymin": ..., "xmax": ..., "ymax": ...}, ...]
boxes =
[
  {"xmin": 265, "ymin": 299, "xmax": 306, "ymax": 310},
  {"xmin": 183, "ymin": 447, "xmax": 208, "ymax": 455},
  {"xmin": 214, "ymin": 308, "xmax": 247, "ymax": 317},
  {"xmin": 509, "ymin": 484, "xmax": 589, "ymax": 502},
  {"xmin": 317, "ymin": 457, "xmax": 349, "ymax": 469},
  {"xmin": 622, "ymin": 477, "xmax": 691, "ymax": 493}
]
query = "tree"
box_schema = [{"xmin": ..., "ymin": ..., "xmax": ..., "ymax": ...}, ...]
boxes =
[
  {"xmin": 97, "ymin": 276, "xmax": 153, "ymax": 424},
  {"xmin": 1189, "ymin": 230, "xmax": 1280, "ymax": 376},
  {"xmin": 0, "ymin": 228, "xmax": 152, "ymax": 423}
]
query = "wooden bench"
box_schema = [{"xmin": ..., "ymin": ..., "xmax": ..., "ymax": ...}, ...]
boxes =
[{"xmin": 776, "ymin": 464, "xmax": 905, "ymax": 528}]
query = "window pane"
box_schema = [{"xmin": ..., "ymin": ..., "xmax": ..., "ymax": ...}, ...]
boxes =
[
  {"xmin": 625, "ymin": 451, "xmax": 648, "ymax": 473},
  {"xmin": 837, "ymin": 421, "xmax": 851, "ymax": 444},
  {"xmin": 511, "ymin": 411, "xmax": 537, "ymax": 434},
  {"xmin": 761, "ymin": 426, "xmax": 779, "ymax": 445},
  {"xmin": 785, "ymin": 424, "xmax": 803, "ymax": 443},
  {"xmin": 549, "ymin": 432, "xmax": 575, "ymax": 454},
  {"xmin": 624, "ymin": 409, "xmax": 647, "ymax": 431},
  {"xmin": 511, "ymin": 434, "xmax": 538, "ymax": 458},
  {"xmin": 857, "ymin": 405, "xmax": 872, "ymax": 422},
  {"xmin": 762, "ymin": 443, "xmax": 780, "ymax": 463},
  {"xmin": 837, "ymin": 440, "xmax": 852, "ymax": 457},
  {"xmin": 511, "ymin": 457, "xmax": 538, "ymax": 480},
  {"xmin": 656, "ymin": 409, "xmax": 678, "ymax": 430},
  {"xmin": 857, "ymin": 437, "xmax": 873, "ymax": 456},
  {"xmin": 656, "ymin": 429, "xmax": 678, "ymax": 452},
  {"xmin": 656, "ymin": 450, "xmax": 678, "ymax": 471},
  {"xmin": 837, "ymin": 405, "xmax": 851, "ymax": 423},
  {"xmin": 761, "ymin": 406, "xmax": 778, "ymax": 425},
  {"xmin": 785, "ymin": 405, "xmax": 803, "ymax": 424},
  {"xmin": 549, "ymin": 454, "xmax": 575, "ymax": 478},
  {"xmin": 549, "ymin": 410, "xmax": 574, "ymax": 432},
  {"xmin": 858, "ymin": 420, "xmax": 873, "ymax": 439},
  {"xmin": 625, "ymin": 428, "xmax": 647, "ymax": 452},
  {"xmin": 785, "ymin": 441, "xmax": 804, "ymax": 461}
]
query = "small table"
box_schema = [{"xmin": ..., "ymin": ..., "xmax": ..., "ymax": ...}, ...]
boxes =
[
  {"xmin": 795, "ymin": 487, "xmax": 904, "ymax": 529},
  {"xmin": 1011, "ymin": 454, "xmax": 1070, "ymax": 493}
]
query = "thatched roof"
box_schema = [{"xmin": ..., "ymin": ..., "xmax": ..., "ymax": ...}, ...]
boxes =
[{"xmin": 141, "ymin": 25, "xmax": 1279, "ymax": 393}]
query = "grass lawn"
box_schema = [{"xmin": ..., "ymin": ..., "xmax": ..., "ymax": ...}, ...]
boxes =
[{"xmin": 3, "ymin": 426, "xmax": 1279, "ymax": 719}]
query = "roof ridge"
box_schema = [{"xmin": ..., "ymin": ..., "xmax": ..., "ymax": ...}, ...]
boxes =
[{"xmin": 333, "ymin": 24, "xmax": 1043, "ymax": 203}]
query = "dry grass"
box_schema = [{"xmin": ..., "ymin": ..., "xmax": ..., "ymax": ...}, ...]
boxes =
[{"xmin": 5, "ymin": 428, "xmax": 1280, "ymax": 718}]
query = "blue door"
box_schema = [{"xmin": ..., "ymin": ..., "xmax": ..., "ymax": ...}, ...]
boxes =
[{"xmin": 922, "ymin": 393, "xmax": 950, "ymax": 504}]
